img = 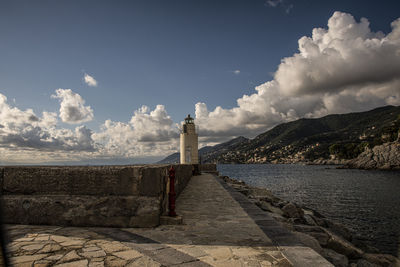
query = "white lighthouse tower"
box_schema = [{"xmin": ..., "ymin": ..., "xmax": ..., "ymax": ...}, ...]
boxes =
[{"xmin": 180, "ymin": 114, "xmax": 198, "ymax": 164}]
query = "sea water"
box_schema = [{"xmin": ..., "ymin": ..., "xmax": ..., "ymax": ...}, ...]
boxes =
[{"xmin": 217, "ymin": 164, "xmax": 400, "ymax": 256}]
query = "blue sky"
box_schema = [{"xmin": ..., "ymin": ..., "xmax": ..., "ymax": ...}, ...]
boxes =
[{"xmin": 1, "ymin": 0, "xmax": 400, "ymax": 163}]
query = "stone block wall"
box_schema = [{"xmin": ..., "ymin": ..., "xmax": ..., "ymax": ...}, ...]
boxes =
[
  {"xmin": 199, "ymin": 164, "xmax": 219, "ymax": 175},
  {"xmin": 0, "ymin": 164, "xmax": 192, "ymax": 228}
]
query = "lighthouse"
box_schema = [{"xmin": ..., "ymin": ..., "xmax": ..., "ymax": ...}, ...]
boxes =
[{"xmin": 180, "ymin": 114, "xmax": 198, "ymax": 164}]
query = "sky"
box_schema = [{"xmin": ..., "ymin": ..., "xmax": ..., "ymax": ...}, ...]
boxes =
[{"xmin": 0, "ymin": 0, "xmax": 400, "ymax": 164}]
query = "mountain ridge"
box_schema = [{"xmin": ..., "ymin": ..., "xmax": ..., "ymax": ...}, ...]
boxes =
[{"xmin": 159, "ymin": 105, "xmax": 400, "ymax": 164}]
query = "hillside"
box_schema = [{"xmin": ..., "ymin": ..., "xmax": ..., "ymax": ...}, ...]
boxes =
[
  {"xmin": 157, "ymin": 136, "xmax": 248, "ymax": 164},
  {"xmin": 159, "ymin": 105, "xmax": 400, "ymax": 164}
]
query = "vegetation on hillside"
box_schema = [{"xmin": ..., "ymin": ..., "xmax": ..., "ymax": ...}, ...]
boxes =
[{"xmin": 159, "ymin": 106, "xmax": 400, "ymax": 164}]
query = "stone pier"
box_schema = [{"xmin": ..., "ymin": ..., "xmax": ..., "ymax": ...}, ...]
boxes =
[{"xmin": 3, "ymin": 165, "xmax": 332, "ymax": 266}]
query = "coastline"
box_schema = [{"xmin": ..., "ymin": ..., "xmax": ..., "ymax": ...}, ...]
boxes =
[
  {"xmin": 214, "ymin": 159, "xmax": 400, "ymax": 171},
  {"xmin": 210, "ymin": 139, "xmax": 400, "ymax": 171},
  {"xmin": 219, "ymin": 174, "xmax": 400, "ymax": 266}
]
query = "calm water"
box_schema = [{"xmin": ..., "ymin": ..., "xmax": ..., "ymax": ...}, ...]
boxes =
[{"xmin": 217, "ymin": 164, "xmax": 400, "ymax": 256}]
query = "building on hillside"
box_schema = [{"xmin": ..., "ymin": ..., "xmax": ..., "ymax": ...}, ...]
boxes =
[{"xmin": 180, "ymin": 114, "xmax": 198, "ymax": 164}]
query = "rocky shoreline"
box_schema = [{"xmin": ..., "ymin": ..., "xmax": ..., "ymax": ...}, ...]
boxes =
[
  {"xmin": 267, "ymin": 158, "xmax": 349, "ymax": 166},
  {"xmin": 220, "ymin": 175, "xmax": 400, "ymax": 267},
  {"xmin": 346, "ymin": 141, "xmax": 400, "ymax": 170}
]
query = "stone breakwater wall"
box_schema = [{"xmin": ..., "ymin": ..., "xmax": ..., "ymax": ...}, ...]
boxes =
[
  {"xmin": 199, "ymin": 163, "xmax": 219, "ymax": 175},
  {"xmin": 0, "ymin": 164, "xmax": 194, "ymax": 228},
  {"xmin": 220, "ymin": 175, "xmax": 400, "ymax": 267}
]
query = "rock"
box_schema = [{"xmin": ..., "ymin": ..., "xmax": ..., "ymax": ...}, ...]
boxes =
[
  {"xmin": 308, "ymin": 208, "xmax": 326, "ymax": 218},
  {"xmin": 308, "ymin": 232, "xmax": 330, "ymax": 246},
  {"xmin": 313, "ymin": 216, "xmax": 328, "ymax": 227},
  {"xmin": 324, "ymin": 219, "xmax": 352, "ymax": 241},
  {"xmin": 276, "ymin": 200, "xmax": 289, "ymax": 208},
  {"xmin": 257, "ymin": 201, "xmax": 284, "ymax": 216},
  {"xmin": 292, "ymin": 225, "xmax": 330, "ymax": 246},
  {"xmin": 268, "ymin": 212, "xmax": 287, "ymax": 223},
  {"xmin": 249, "ymin": 188, "xmax": 281, "ymax": 203},
  {"xmin": 348, "ymin": 141, "xmax": 400, "ymax": 170},
  {"xmin": 325, "ymin": 232, "xmax": 363, "ymax": 259},
  {"xmin": 234, "ymin": 186, "xmax": 252, "ymax": 196},
  {"xmin": 260, "ymin": 194, "xmax": 281, "ymax": 204},
  {"xmin": 287, "ymin": 217, "xmax": 306, "ymax": 224},
  {"xmin": 320, "ymin": 248, "xmax": 348, "ymax": 267},
  {"xmin": 293, "ymin": 232, "xmax": 323, "ymax": 254},
  {"xmin": 362, "ymin": 253, "xmax": 400, "ymax": 267},
  {"xmin": 356, "ymin": 259, "xmax": 380, "ymax": 267},
  {"xmin": 352, "ymin": 239, "xmax": 380, "ymax": 254},
  {"xmin": 282, "ymin": 203, "xmax": 304, "ymax": 219},
  {"xmin": 303, "ymin": 214, "xmax": 317, "ymax": 226},
  {"xmin": 293, "ymin": 224, "xmax": 324, "ymax": 233},
  {"xmin": 249, "ymin": 187, "xmax": 274, "ymax": 197}
]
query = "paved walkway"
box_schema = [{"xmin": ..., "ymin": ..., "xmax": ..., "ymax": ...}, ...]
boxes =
[{"xmin": 5, "ymin": 173, "xmax": 331, "ymax": 266}]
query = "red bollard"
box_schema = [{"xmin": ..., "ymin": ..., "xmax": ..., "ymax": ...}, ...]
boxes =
[{"xmin": 168, "ymin": 166, "xmax": 177, "ymax": 217}]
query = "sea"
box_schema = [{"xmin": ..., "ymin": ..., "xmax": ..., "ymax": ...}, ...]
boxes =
[{"xmin": 217, "ymin": 164, "xmax": 400, "ymax": 257}]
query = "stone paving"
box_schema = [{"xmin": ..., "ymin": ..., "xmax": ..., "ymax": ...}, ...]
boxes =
[{"xmin": 4, "ymin": 173, "xmax": 331, "ymax": 266}]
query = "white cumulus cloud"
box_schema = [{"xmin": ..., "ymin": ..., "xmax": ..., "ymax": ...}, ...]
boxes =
[
  {"xmin": 0, "ymin": 93, "xmax": 96, "ymax": 155},
  {"xmin": 0, "ymin": 91, "xmax": 179, "ymax": 162},
  {"xmin": 84, "ymin": 73, "xmax": 98, "ymax": 87},
  {"xmin": 92, "ymin": 105, "xmax": 179, "ymax": 158},
  {"xmin": 52, "ymin": 89, "xmax": 94, "ymax": 124},
  {"xmin": 195, "ymin": 11, "xmax": 400, "ymax": 142}
]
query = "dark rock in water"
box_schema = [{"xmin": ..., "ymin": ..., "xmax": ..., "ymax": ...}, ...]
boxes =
[
  {"xmin": 282, "ymin": 202, "xmax": 304, "ymax": 218},
  {"xmin": 324, "ymin": 219, "xmax": 353, "ymax": 241},
  {"xmin": 312, "ymin": 214, "xmax": 328, "ymax": 227},
  {"xmin": 352, "ymin": 239, "xmax": 380, "ymax": 254},
  {"xmin": 303, "ymin": 214, "xmax": 318, "ymax": 226},
  {"xmin": 312, "ymin": 209, "xmax": 326, "ymax": 218},
  {"xmin": 362, "ymin": 253, "xmax": 400, "ymax": 267},
  {"xmin": 356, "ymin": 259, "xmax": 380, "ymax": 267},
  {"xmin": 251, "ymin": 188, "xmax": 281, "ymax": 203},
  {"xmin": 321, "ymin": 248, "xmax": 348, "ymax": 267},
  {"xmin": 325, "ymin": 232, "xmax": 363, "ymax": 259},
  {"xmin": 259, "ymin": 195, "xmax": 281, "ymax": 204}
]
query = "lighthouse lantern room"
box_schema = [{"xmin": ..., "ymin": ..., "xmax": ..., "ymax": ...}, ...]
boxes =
[{"xmin": 180, "ymin": 114, "xmax": 198, "ymax": 164}]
